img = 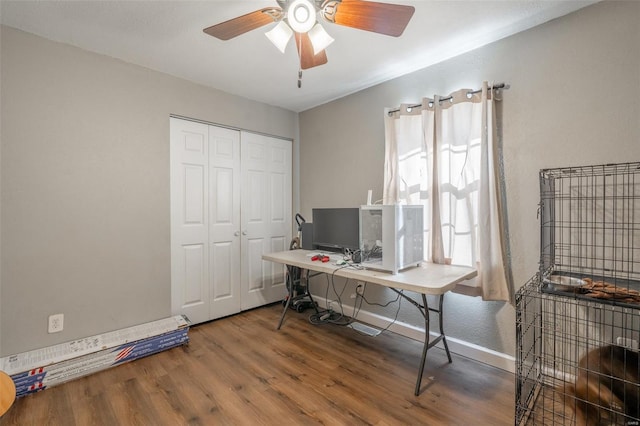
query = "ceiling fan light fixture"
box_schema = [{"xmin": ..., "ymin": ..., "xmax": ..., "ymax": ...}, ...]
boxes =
[
  {"xmin": 307, "ymin": 23, "xmax": 334, "ymax": 55},
  {"xmin": 287, "ymin": 0, "xmax": 316, "ymax": 33},
  {"xmin": 265, "ymin": 21, "xmax": 293, "ymax": 53}
]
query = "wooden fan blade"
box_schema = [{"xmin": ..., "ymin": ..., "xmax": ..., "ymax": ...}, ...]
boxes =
[
  {"xmin": 295, "ymin": 32, "xmax": 328, "ymax": 70},
  {"xmin": 325, "ymin": 0, "xmax": 415, "ymax": 37},
  {"xmin": 203, "ymin": 8, "xmax": 282, "ymax": 40}
]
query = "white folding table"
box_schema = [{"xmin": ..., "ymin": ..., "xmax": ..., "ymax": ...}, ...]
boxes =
[{"xmin": 262, "ymin": 249, "xmax": 477, "ymax": 395}]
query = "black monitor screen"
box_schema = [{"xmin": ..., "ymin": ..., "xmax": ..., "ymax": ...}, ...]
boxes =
[{"xmin": 312, "ymin": 208, "xmax": 360, "ymax": 253}]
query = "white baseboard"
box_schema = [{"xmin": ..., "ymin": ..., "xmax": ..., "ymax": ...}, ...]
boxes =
[{"xmin": 315, "ymin": 297, "xmax": 515, "ymax": 374}]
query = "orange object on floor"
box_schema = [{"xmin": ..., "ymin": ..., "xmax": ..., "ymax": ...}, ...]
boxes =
[{"xmin": 0, "ymin": 370, "xmax": 16, "ymax": 417}]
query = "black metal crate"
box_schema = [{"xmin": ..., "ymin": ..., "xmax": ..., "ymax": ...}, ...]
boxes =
[
  {"xmin": 539, "ymin": 162, "xmax": 640, "ymax": 307},
  {"xmin": 516, "ymin": 162, "xmax": 640, "ymax": 425},
  {"xmin": 516, "ymin": 277, "xmax": 640, "ymax": 425}
]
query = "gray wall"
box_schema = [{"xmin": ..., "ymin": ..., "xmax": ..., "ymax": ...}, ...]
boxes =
[
  {"xmin": 0, "ymin": 26, "xmax": 298, "ymax": 356},
  {"xmin": 299, "ymin": 1, "xmax": 640, "ymax": 356},
  {"xmin": 2, "ymin": 1, "xmax": 639, "ymax": 361}
]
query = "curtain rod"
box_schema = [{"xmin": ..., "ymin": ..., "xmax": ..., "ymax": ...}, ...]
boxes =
[{"xmin": 387, "ymin": 82, "xmax": 508, "ymax": 116}]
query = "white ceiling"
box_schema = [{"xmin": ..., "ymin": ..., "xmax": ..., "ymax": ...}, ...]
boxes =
[{"xmin": 0, "ymin": 0, "xmax": 597, "ymax": 112}]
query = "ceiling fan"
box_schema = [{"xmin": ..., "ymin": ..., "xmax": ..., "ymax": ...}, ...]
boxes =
[{"xmin": 203, "ymin": 0, "xmax": 415, "ymax": 83}]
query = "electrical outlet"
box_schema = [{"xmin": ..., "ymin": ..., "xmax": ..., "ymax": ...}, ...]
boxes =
[{"xmin": 48, "ymin": 313, "xmax": 64, "ymax": 333}]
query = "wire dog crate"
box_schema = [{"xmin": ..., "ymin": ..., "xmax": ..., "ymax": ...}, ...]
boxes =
[{"xmin": 516, "ymin": 162, "xmax": 640, "ymax": 425}]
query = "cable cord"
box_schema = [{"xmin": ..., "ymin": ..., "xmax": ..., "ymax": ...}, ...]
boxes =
[
  {"xmin": 308, "ymin": 276, "xmax": 404, "ymax": 336},
  {"xmin": 357, "ymin": 283, "xmax": 401, "ymax": 307},
  {"xmin": 349, "ymin": 283, "xmax": 403, "ymax": 336},
  {"xmin": 360, "ymin": 244, "xmax": 382, "ymax": 263},
  {"xmin": 327, "ymin": 265, "xmax": 352, "ymax": 325},
  {"xmin": 376, "ymin": 292, "xmax": 403, "ymax": 334},
  {"xmin": 308, "ymin": 264, "xmax": 352, "ymax": 326}
]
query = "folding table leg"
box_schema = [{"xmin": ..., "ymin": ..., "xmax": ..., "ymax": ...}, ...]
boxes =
[
  {"xmin": 414, "ymin": 293, "xmax": 450, "ymax": 395},
  {"xmin": 277, "ymin": 268, "xmax": 295, "ymax": 330},
  {"xmin": 414, "ymin": 293, "xmax": 431, "ymax": 396}
]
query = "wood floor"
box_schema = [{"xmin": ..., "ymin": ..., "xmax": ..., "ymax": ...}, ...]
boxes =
[{"xmin": 1, "ymin": 304, "xmax": 515, "ymax": 425}]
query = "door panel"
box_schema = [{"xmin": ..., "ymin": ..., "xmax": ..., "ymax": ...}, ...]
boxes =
[
  {"xmin": 246, "ymin": 169, "xmax": 265, "ymax": 223},
  {"xmin": 247, "ymin": 237, "xmax": 266, "ymax": 292},
  {"xmin": 184, "ymin": 166, "xmax": 205, "ymax": 224},
  {"xmin": 266, "ymin": 139, "xmax": 292, "ymax": 302},
  {"xmin": 241, "ymin": 133, "xmax": 291, "ymax": 310},
  {"xmin": 270, "ymin": 173, "xmax": 286, "ymax": 222},
  {"xmin": 213, "ymin": 168, "xmax": 234, "ymax": 222},
  {"xmin": 209, "ymin": 126, "xmax": 242, "ymax": 319},
  {"xmin": 269, "ymin": 236, "xmax": 287, "ymax": 286},
  {"xmin": 210, "ymin": 240, "xmax": 239, "ymax": 318},
  {"xmin": 170, "ymin": 118, "xmax": 210, "ymax": 324},
  {"xmin": 183, "ymin": 244, "xmax": 206, "ymax": 305}
]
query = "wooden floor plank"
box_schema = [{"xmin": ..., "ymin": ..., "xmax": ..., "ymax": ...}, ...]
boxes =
[{"xmin": 0, "ymin": 304, "xmax": 515, "ymax": 425}]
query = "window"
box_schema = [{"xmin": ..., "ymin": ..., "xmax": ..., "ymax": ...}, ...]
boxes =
[{"xmin": 383, "ymin": 83, "xmax": 513, "ymax": 302}]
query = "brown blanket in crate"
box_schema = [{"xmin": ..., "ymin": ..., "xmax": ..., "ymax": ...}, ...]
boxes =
[{"xmin": 581, "ymin": 278, "xmax": 640, "ymax": 304}]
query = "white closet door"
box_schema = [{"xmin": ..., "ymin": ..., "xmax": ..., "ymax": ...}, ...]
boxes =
[
  {"xmin": 209, "ymin": 126, "xmax": 242, "ymax": 319},
  {"xmin": 170, "ymin": 118, "xmax": 210, "ymax": 324},
  {"xmin": 241, "ymin": 132, "xmax": 291, "ymax": 310},
  {"xmin": 171, "ymin": 117, "xmax": 292, "ymax": 324}
]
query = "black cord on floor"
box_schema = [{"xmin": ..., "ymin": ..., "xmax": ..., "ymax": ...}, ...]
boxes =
[{"xmin": 309, "ymin": 276, "xmax": 404, "ymax": 334}]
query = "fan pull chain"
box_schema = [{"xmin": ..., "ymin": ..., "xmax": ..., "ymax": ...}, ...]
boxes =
[{"xmin": 297, "ymin": 32, "xmax": 303, "ymax": 88}]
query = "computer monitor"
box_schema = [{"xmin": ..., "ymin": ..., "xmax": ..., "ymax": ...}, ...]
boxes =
[{"xmin": 311, "ymin": 208, "xmax": 360, "ymax": 253}]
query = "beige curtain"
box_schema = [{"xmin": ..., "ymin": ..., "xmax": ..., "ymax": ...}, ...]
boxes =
[{"xmin": 383, "ymin": 82, "xmax": 514, "ymax": 303}]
